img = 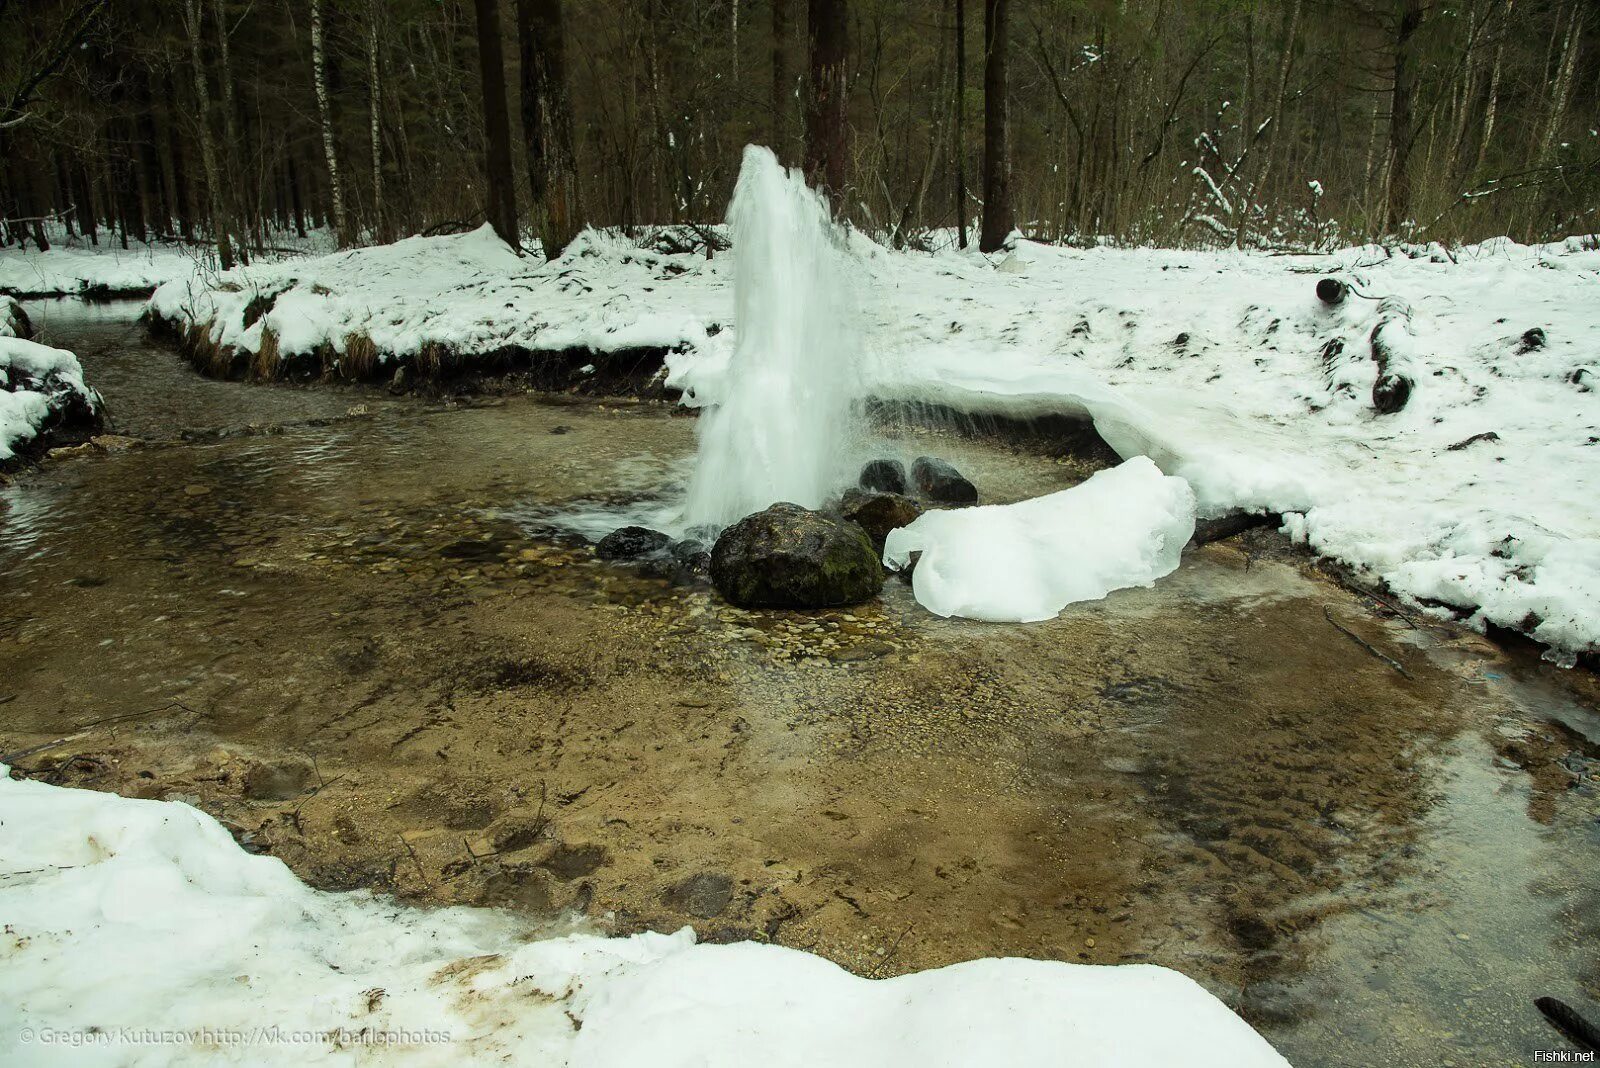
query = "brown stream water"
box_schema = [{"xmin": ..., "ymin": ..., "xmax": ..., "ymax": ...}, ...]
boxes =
[{"xmin": 3, "ymin": 301, "xmax": 1598, "ymax": 1066}]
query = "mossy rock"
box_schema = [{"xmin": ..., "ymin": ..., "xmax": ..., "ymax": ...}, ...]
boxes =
[{"xmin": 710, "ymin": 503, "xmax": 885, "ymax": 608}]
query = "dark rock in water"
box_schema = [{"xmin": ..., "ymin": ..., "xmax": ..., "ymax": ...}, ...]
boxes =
[
  {"xmin": 840, "ymin": 488, "xmax": 924, "ymax": 554},
  {"xmin": 243, "ymin": 759, "xmax": 312, "ymax": 801},
  {"xmin": 711, "ymin": 503, "xmax": 884, "ymax": 608},
  {"xmin": 664, "ymin": 872, "xmax": 735, "ymax": 919},
  {"xmin": 388, "ymin": 365, "xmax": 411, "ymax": 394},
  {"xmin": 670, "ymin": 537, "xmax": 713, "ymax": 575},
  {"xmin": 3, "ymin": 300, "xmax": 33, "ymax": 340},
  {"xmin": 597, "ymin": 526, "xmax": 672, "ymax": 560},
  {"xmin": 912, "ymin": 456, "xmax": 978, "ymax": 506},
  {"xmin": 548, "ymin": 425, "xmax": 572, "ymax": 435},
  {"xmin": 859, "ymin": 458, "xmax": 909, "ymax": 495}
]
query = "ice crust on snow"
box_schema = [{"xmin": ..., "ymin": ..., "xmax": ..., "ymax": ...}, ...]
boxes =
[
  {"xmin": 148, "ymin": 227, "xmax": 1600, "ymax": 658},
  {"xmin": 0, "ymin": 335, "xmax": 98, "ymax": 461},
  {"xmin": 0, "ymin": 768, "xmax": 1290, "ymax": 1066},
  {"xmin": 884, "ymin": 457, "xmax": 1196, "ymax": 622}
]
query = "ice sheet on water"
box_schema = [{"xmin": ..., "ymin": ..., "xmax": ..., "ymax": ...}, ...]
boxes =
[{"xmin": 884, "ymin": 457, "xmax": 1196, "ymax": 623}]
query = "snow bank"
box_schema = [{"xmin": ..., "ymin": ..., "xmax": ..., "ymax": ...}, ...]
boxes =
[
  {"xmin": 0, "ymin": 242, "xmax": 199, "ymax": 298},
  {"xmin": 150, "ymin": 223, "xmax": 1600, "ymax": 659},
  {"xmin": 884, "ymin": 458, "xmax": 1196, "ymax": 622},
  {"xmin": 0, "ymin": 769, "xmax": 1289, "ymax": 1065},
  {"xmin": 148, "ymin": 226, "xmax": 724, "ymax": 368},
  {"xmin": 0, "ymin": 336, "xmax": 101, "ymax": 463}
]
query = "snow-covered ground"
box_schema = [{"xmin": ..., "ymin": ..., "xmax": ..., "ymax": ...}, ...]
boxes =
[
  {"xmin": 0, "ymin": 242, "xmax": 202, "ymax": 298},
  {"xmin": 0, "ymin": 768, "xmax": 1288, "ymax": 1066},
  {"xmin": 148, "ymin": 226, "xmax": 1600, "ymax": 661},
  {"xmin": 0, "ymin": 298, "xmax": 101, "ymax": 465}
]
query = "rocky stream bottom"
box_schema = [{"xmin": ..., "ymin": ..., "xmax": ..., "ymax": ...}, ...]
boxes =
[{"xmin": 1, "ymin": 301, "xmax": 1598, "ymax": 1067}]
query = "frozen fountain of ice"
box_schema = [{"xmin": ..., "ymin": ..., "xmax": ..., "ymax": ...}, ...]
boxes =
[{"xmin": 683, "ymin": 145, "xmax": 860, "ymax": 530}]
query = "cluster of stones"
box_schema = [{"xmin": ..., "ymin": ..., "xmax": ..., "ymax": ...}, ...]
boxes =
[{"xmin": 596, "ymin": 455, "xmax": 980, "ymax": 609}]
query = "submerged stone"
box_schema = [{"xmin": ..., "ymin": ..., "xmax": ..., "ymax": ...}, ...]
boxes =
[
  {"xmin": 840, "ymin": 488, "xmax": 924, "ymax": 555},
  {"xmin": 859, "ymin": 458, "xmax": 909, "ymax": 495},
  {"xmin": 596, "ymin": 526, "xmax": 672, "ymax": 560},
  {"xmin": 912, "ymin": 456, "xmax": 978, "ymax": 506},
  {"xmin": 710, "ymin": 503, "xmax": 884, "ymax": 608}
]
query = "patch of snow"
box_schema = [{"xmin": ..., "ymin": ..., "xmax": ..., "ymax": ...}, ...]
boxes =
[
  {"xmin": 0, "ymin": 769, "xmax": 1290, "ymax": 1066},
  {"xmin": 0, "ymin": 336, "xmax": 100, "ymax": 461},
  {"xmin": 0, "ymin": 242, "xmax": 197, "ymax": 298},
  {"xmin": 884, "ymin": 457, "xmax": 1196, "ymax": 622}
]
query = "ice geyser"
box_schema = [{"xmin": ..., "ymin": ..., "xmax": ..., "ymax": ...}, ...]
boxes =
[{"xmin": 683, "ymin": 145, "xmax": 860, "ymax": 529}]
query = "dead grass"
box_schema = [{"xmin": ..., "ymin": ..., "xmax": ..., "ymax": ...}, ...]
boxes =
[
  {"xmin": 340, "ymin": 332, "xmax": 379, "ymax": 381},
  {"xmin": 253, "ymin": 328, "xmax": 281, "ymax": 381}
]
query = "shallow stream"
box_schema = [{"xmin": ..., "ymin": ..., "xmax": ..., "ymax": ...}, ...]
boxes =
[{"xmin": 3, "ymin": 301, "xmax": 1597, "ymax": 1066}]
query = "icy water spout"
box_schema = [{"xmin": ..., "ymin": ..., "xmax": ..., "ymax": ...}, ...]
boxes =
[{"xmin": 683, "ymin": 145, "xmax": 859, "ymax": 529}]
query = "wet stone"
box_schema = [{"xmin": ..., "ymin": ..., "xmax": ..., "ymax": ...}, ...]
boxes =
[
  {"xmin": 664, "ymin": 872, "xmax": 735, "ymax": 919},
  {"xmin": 912, "ymin": 456, "xmax": 978, "ymax": 506},
  {"xmin": 859, "ymin": 458, "xmax": 909, "ymax": 495},
  {"xmin": 597, "ymin": 526, "xmax": 673, "ymax": 560},
  {"xmin": 840, "ymin": 488, "xmax": 924, "ymax": 554},
  {"xmin": 242, "ymin": 759, "xmax": 313, "ymax": 801}
]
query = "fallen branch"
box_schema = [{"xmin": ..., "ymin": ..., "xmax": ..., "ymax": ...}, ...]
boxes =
[{"xmin": 1324, "ymin": 606, "xmax": 1410, "ymax": 677}]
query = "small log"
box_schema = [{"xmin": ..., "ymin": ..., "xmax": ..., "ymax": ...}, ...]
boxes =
[
  {"xmin": 1315, "ymin": 277, "xmax": 1348, "ymax": 305},
  {"xmin": 1535, "ymin": 996, "xmax": 1600, "ymax": 1053},
  {"xmin": 1369, "ymin": 297, "xmax": 1417, "ymax": 414}
]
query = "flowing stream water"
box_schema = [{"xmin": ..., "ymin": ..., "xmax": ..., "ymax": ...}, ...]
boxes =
[{"xmin": 2, "ymin": 300, "xmax": 1599, "ymax": 1067}]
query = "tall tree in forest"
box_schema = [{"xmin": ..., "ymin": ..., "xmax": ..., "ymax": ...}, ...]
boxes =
[
  {"xmin": 953, "ymin": 0, "xmax": 967, "ymax": 248},
  {"xmin": 310, "ymin": 0, "xmax": 349, "ymax": 246},
  {"xmin": 367, "ymin": 4, "xmax": 386, "ymax": 242},
  {"xmin": 1384, "ymin": 0, "xmax": 1424, "ymax": 234},
  {"xmin": 516, "ymin": 0, "xmax": 581, "ymax": 259},
  {"xmin": 804, "ymin": 0, "xmax": 848, "ymax": 209},
  {"xmin": 771, "ymin": 0, "xmax": 789, "ymax": 155},
  {"xmin": 977, "ymin": 0, "xmax": 1010, "ymax": 251},
  {"xmin": 212, "ymin": 0, "xmax": 249, "ymax": 261},
  {"xmin": 181, "ymin": 0, "xmax": 235, "ymax": 268},
  {"xmin": 474, "ymin": 0, "xmax": 519, "ymax": 247}
]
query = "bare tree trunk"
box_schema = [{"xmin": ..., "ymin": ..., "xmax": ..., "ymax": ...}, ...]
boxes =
[
  {"xmin": 771, "ymin": 0, "xmax": 789, "ymax": 153},
  {"xmin": 978, "ymin": 0, "xmax": 1011, "ymax": 251},
  {"xmin": 474, "ymin": 0, "xmax": 520, "ymax": 247},
  {"xmin": 367, "ymin": 10, "xmax": 386, "ymax": 242},
  {"xmin": 182, "ymin": 0, "xmax": 235, "ymax": 268},
  {"xmin": 516, "ymin": 0, "xmax": 581, "ymax": 258},
  {"xmin": 1476, "ymin": 0, "xmax": 1510, "ymax": 173},
  {"xmin": 1384, "ymin": 0, "xmax": 1423, "ymax": 234},
  {"xmin": 311, "ymin": 0, "xmax": 348, "ymax": 246},
  {"xmin": 804, "ymin": 0, "xmax": 848, "ymax": 209},
  {"xmin": 1537, "ymin": 0, "xmax": 1582, "ymax": 165},
  {"xmin": 954, "ymin": 0, "xmax": 967, "ymax": 248},
  {"xmin": 212, "ymin": 0, "xmax": 248, "ymax": 259},
  {"xmin": 1238, "ymin": 0, "xmax": 1299, "ymax": 247}
]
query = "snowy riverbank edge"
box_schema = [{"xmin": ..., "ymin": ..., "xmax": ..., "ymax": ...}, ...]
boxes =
[
  {"xmin": 0, "ymin": 767, "xmax": 1290, "ymax": 1067},
  {"xmin": 0, "ymin": 297, "xmax": 102, "ymax": 470},
  {"xmin": 144, "ymin": 226, "xmax": 1600, "ymax": 661}
]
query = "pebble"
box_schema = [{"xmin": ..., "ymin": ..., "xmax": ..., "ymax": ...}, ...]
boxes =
[{"xmin": 184, "ymin": 484, "xmax": 212, "ymax": 496}]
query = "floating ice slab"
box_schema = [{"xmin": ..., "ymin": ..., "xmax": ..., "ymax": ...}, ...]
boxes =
[
  {"xmin": 0, "ymin": 767, "xmax": 1287, "ymax": 1066},
  {"xmin": 884, "ymin": 457, "xmax": 1197, "ymax": 623}
]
